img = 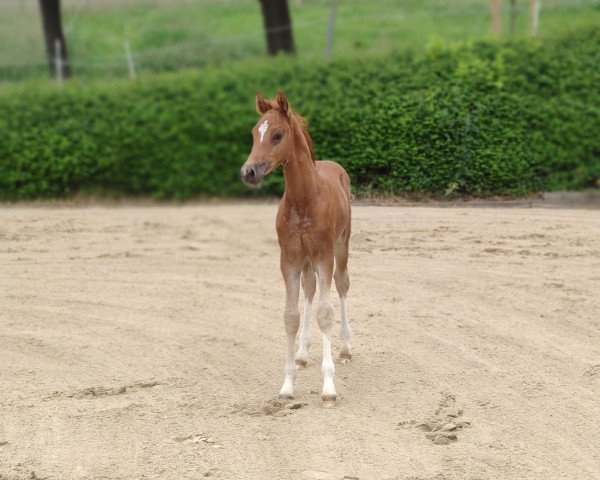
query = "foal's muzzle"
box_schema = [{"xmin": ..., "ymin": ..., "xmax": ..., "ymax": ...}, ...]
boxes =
[{"xmin": 241, "ymin": 162, "xmax": 270, "ymax": 186}]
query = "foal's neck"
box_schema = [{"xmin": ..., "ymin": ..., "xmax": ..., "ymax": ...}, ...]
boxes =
[{"xmin": 282, "ymin": 121, "xmax": 318, "ymax": 207}]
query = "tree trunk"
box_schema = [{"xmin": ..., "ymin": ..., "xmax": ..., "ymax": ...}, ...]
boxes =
[
  {"xmin": 38, "ymin": 0, "xmax": 71, "ymax": 79},
  {"xmin": 259, "ymin": 0, "xmax": 295, "ymax": 55}
]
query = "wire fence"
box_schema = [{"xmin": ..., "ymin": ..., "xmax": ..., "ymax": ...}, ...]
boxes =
[{"xmin": 0, "ymin": 0, "xmax": 598, "ymax": 83}]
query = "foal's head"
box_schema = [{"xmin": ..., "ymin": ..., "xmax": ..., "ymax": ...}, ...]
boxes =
[{"xmin": 241, "ymin": 91, "xmax": 303, "ymax": 186}]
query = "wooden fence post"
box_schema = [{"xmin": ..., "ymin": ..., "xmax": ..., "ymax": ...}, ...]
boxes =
[
  {"xmin": 124, "ymin": 41, "xmax": 136, "ymax": 79},
  {"xmin": 510, "ymin": 0, "xmax": 517, "ymax": 37},
  {"xmin": 54, "ymin": 39, "xmax": 63, "ymax": 85},
  {"xmin": 530, "ymin": 0, "xmax": 540, "ymax": 37},
  {"xmin": 323, "ymin": 2, "xmax": 337, "ymax": 60},
  {"xmin": 491, "ymin": 0, "xmax": 502, "ymax": 37}
]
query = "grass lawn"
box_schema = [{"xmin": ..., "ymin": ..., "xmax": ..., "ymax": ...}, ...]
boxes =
[{"xmin": 0, "ymin": 0, "xmax": 599, "ymax": 81}]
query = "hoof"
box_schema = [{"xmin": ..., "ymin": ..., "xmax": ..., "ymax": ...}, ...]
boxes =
[
  {"xmin": 339, "ymin": 351, "xmax": 352, "ymax": 363},
  {"xmin": 295, "ymin": 358, "xmax": 308, "ymax": 369},
  {"xmin": 322, "ymin": 395, "xmax": 337, "ymax": 408},
  {"xmin": 278, "ymin": 394, "xmax": 293, "ymax": 402}
]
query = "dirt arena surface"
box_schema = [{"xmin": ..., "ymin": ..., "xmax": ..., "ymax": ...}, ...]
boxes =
[{"xmin": 1, "ymin": 203, "xmax": 599, "ymax": 480}]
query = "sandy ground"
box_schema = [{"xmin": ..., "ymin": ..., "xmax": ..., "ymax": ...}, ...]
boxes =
[{"xmin": 1, "ymin": 203, "xmax": 599, "ymax": 480}]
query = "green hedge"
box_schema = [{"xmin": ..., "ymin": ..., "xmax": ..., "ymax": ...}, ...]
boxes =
[{"xmin": 0, "ymin": 27, "xmax": 598, "ymax": 200}]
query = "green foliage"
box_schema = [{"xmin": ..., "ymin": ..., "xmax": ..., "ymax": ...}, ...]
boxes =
[{"xmin": 0, "ymin": 27, "xmax": 598, "ymax": 200}]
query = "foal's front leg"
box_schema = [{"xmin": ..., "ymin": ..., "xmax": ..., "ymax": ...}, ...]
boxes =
[
  {"xmin": 295, "ymin": 263, "xmax": 316, "ymax": 368},
  {"xmin": 315, "ymin": 257, "xmax": 337, "ymax": 407},
  {"xmin": 278, "ymin": 264, "xmax": 301, "ymax": 400}
]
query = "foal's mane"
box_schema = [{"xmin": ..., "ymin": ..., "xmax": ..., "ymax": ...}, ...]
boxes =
[
  {"xmin": 290, "ymin": 111, "xmax": 316, "ymax": 164},
  {"xmin": 266, "ymin": 100, "xmax": 315, "ymax": 164}
]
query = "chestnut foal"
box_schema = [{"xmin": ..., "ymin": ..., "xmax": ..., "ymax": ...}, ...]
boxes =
[{"xmin": 241, "ymin": 92, "xmax": 352, "ymax": 407}]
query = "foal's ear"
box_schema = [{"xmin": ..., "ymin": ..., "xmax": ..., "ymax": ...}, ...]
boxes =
[
  {"xmin": 256, "ymin": 91, "xmax": 272, "ymax": 115},
  {"xmin": 276, "ymin": 91, "xmax": 290, "ymax": 116}
]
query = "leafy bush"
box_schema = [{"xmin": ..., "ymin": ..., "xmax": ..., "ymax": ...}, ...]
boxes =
[{"xmin": 0, "ymin": 27, "xmax": 598, "ymax": 200}]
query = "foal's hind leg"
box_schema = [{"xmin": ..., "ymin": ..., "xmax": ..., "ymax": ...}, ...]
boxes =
[
  {"xmin": 334, "ymin": 239, "xmax": 351, "ymax": 362},
  {"xmin": 295, "ymin": 262, "xmax": 316, "ymax": 368}
]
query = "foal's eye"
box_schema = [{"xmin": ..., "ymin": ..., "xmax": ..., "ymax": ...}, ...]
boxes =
[{"xmin": 272, "ymin": 132, "xmax": 283, "ymax": 141}]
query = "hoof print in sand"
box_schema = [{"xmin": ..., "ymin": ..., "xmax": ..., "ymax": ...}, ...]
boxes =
[
  {"xmin": 57, "ymin": 380, "xmax": 161, "ymax": 399},
  {"xmin": 173, "ymin": 434, "xmax": 222, "ymax": 448},
  {"xmin": 232, "ymin": 399, "xmax": 307, "ymax": 417},
  {"xmin": 585, "ymin": 364, "xmax": 600, "ymax": 378},
  {"xmin": 23, "ymin": 472, "xmax": 48, "ymax": 480},
  {"xmin": 417, "ymin": 392, "xmax": 470, "ymax": 445}
]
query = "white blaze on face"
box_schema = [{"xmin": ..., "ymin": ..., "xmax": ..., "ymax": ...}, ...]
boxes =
[{"xmin": 258, "ymin": 120, "xmax": 269, "ymax": 145}]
